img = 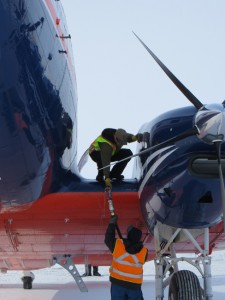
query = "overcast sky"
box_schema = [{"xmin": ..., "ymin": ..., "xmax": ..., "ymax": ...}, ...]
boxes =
[{"xmin": 61, "ymin": 0, "xmax": 225, "ymax": 179}]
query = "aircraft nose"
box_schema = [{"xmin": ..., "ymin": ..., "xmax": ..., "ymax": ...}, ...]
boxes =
[{"xmin": 195, "ymin": 103, "xmax": 225, "ymax": 144}]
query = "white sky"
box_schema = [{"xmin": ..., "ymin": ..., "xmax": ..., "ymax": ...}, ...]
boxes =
[{"xmin": 61, "ymin": 0, "xmax": 225, "ymax": 179}]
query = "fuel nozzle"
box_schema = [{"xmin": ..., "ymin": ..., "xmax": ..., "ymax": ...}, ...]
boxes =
[{"xmin": 105, "ymin": 187, "xmax": 115, "ymax": 215}]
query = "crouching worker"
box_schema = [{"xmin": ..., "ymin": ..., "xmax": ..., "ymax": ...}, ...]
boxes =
[
  {"xmin": 105, "ymin": 214, "xmax": 148, "ymax": 300},
  {"xmin": 89, "ymin": 128, "xmax": 143, "ymax": 188}
]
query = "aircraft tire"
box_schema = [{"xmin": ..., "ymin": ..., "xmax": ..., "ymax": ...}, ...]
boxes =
[
  {"xmin": 168, "ymin": 270, "xmax": 202, "ymax": 300},
  {"xmin": 22, "ymin": 276, "xmax": 33, "ymax": 289}
]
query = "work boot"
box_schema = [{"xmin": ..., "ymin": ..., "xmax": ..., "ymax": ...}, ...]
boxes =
[
  {"xmin": 93, "ymin": 266, "xmax": 101, "ymax": 276},
  {"xmin": 96, "ymin": 173, "xmax": 104, "ymax": 182},
  {"xmin": 82, "ymin": 264, "xmax": 92, "ymax": 276}
]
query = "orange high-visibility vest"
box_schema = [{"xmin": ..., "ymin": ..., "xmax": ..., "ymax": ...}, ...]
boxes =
[
  {"xmin": 89, "ymin": 135, "xmax": 116, "ymax": 155},
  {"xmin": 109, "ymin": 239, "xmax": 147, "ymax": 284}
]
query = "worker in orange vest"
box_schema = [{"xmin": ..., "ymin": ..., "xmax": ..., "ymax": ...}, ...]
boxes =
[{"xmin": 105, "ymin": 215, "xmax": 148, "ymax": 300}]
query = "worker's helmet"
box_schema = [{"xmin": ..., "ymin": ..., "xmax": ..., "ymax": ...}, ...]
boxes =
[
  {"xmin": 114, "ymin": 129, "xmax": 128, "ymax": 146},
  {"xmin": 127, "ymin": 225, "xmax": 142, "ymax": 243}
]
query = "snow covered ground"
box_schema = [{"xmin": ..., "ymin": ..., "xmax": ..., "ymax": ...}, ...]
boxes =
[{"xmin": 0, "ymin": 251, "xmax": 224, "ymax": 299}]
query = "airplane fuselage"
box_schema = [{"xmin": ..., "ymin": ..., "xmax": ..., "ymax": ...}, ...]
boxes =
[
  {"xmin": 0, "ymin": 0, "xmax": 225, "ymax": 272},
  {"xmin": 0, "ymin": 0, "xmax": 78, "ymax": 209},
  {"xmin": 1, "ymin": 0, "xmax": 224, "ymax": 229}
]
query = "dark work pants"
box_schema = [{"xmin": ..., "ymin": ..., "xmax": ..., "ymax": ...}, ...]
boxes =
[
  {"xmin": 111, "ymin": 283, "xmax": 144, "ymax": 300},
  {"xmin": 90, "ymin": 148, "xmax": 133, "ymax": 178}
]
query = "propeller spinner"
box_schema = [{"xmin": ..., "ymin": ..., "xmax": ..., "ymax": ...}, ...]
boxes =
[{"xmin": 195, "ymin": 103, "xmax": 225, "ymax": 144}]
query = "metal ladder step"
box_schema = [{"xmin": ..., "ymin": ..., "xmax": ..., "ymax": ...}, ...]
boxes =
[{"xmin": 54, "ymin": 255, "xmax": 88, "ymax": 292}]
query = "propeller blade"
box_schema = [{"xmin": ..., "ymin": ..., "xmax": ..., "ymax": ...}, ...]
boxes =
[
  {"xmin": 133, "ymin": 32, "xmax": 203, "ymax": 110},
  {"xmin": 78, "ymin": 149, "xmax": 89, "ymax": 172},
  {"xmin": 215, "ymin": 141, "xmax": 225, "ymax": 232},
  {"xmin": 98, "ymin": 127, "xmax": 198, "ymax": 171}
]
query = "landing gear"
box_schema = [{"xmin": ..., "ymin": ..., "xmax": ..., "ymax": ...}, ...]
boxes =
[
  {"xmin": 21, "ymin": 271, "xmax": 35, "ymax": 289},
  {"xmin": 22, "ymin": 276, "xmax": 33, "ymax": 289},
  {"xmin": 154, "ymin": 223, "xmax": 213, "ymax": 299},
  {"xmin": 168, "ymin": 270, "xmax": 202, "ymax": 300}
]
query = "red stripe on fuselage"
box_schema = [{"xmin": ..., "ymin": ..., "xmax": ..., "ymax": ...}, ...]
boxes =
[{"xmin": 44, "ymin": 0, "xmax": 75, "ymax": 80}]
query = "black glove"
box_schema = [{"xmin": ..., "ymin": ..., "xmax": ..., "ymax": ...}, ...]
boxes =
[
  {"xmin": 110, "ymin": 214, "xmax": 118, "ymax": 224},
  {"xmin": 136, "ymin": 133, "xmax": 143, "ymax": 143}
]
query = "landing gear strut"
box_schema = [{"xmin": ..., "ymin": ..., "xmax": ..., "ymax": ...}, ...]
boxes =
[{"xmin": 154, "ymin": 223, "xmax": 213, "ymax": 300}]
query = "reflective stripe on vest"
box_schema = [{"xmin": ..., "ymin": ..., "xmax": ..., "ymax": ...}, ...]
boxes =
[
  {"xmin": 113, "ymin": 253, "xmax": 142, "ymax": 268},
  {"xmin": 89, "ymin": 135, "xmax": 116, "ymax": 155},
  {"xmin": 110, "ymin": 239, "xmax": 147, "ymax": 284}
]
